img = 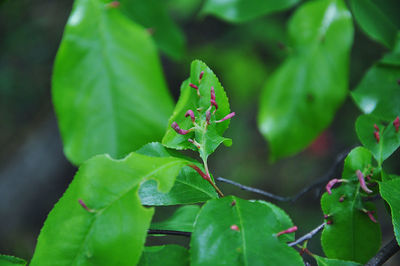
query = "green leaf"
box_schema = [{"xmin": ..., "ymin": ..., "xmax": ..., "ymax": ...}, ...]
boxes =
[
  {"xmin": 351, "ymin": 38, "xmax": 400, "ymax": 121},
  {"xmin": 138, "ymin": 245, "xmax": 189, "ymax": 266},
  {"xmin": 201, "ymin": 0, "xmax": 300, "ymax": 23},
  {"xmin": 190, "ymin": 196, "xmax": 303, "ymax": 266},
  {"xmin": 151, "ymin": 205, "xmax": 200, "ymax": 232},
  {"xmin": 258, "ymin": 0, "xmax": 353, "ymax": 160},
  {"xmin": 321, "ymin": 185, "xmax": 381, "ymax": 263},
  {"xmin": 162, "ymin": 60, "xmax": 233, "ymax": 161},
  {"xmin": 30, "ymin": 153, "xmax": 186, "ymax": 266},
  {"xmin": 0, "ymin": 255, "xmax": 26, "ymax": 266},
  {"xmin": 137, "ymin": 143, "xmax": 218, "ymax": 205},
  {"xmin": 341, "ymin": 147, "xmax": 372, "ymax": 179},
  {"xmin": 355, "ymin": 115, "xmax": 400, "ymax": 165},
  {"xmin": 119, "ymin": 0, "xmax": 186, "ymax": 60},
  {"xmin": 53, "ymin": 0, "xmax": 174, "ymax": 165},
  {"xmin": 348, "ymin": 0, "xmax": 400, "ymax": 48},
  {"xmin": 380, "ymin": 178, "xmax": 400, "ymax": 245},
  {"xmin": 314, "ymin": 255, "xmax": 361, "ymax": 266}
]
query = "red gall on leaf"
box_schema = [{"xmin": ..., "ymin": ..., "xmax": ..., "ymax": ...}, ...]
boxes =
[
  {"xmin": 363, "ymin": 209, "xmax": 377, "ymax": 223},
  {"xmin": 185, "ymin": 110, "xmax": 195, "ymax": 122},
  {"xmin": 357, "ymin": 170, "xmax": 372, "ymax": 194},
  {"xmin": 276, "ymin": 226, "xmax": 298, "ymax": 237},
  {"xmin": 394, "ymin": 116, "xmax": 400, "ymax": 132},
  {"xmin": 188, "ymin": 138, "xmax": 200, "ymax": 149},
  {"xmin": 206, "ymin": 109, "xmax": 211, "ymax": 124},
  {"xmin": 188, "ymin": 165, "xmax": 211, "ymax": 182},
  {"xmin": 210, "ymin": 99, "xmax": 218, "ymax": 111},
  {"xmin": 216, "ymin": 112, "xmax": 235, "ymax": 123},
  {"xmin": 373, "ymin": 131, "xmax": 380, "ymax": 143},
  {"xmin": 326, "ymin": 220, "xmax": 333, "ymax": 225},
  {"xmin": 230, "ymin": 225, "xmax": 240, "ymax": 231},
  {"xmin": 325, "ymin": 178, "xmax": 346, "ymax": 194},
  {"xmin": 339, "ymin": 195, "xmax": 345, "ymax": 202},
  {"xmin": 210, "ymin": 86, "xmax": 216, "ymax": 101},
  {"xmin": 107, "ymin": 1, "xmax": 120, "ymax": 8},
  {"xmin": 171, "ymin": 122, "xmax": 191, "ymax": 135},
  {"xmin": 189, "ymin": 83, "xmax": 198, "ymax": 90},
  {"xmin": 231, "ymin": 200, "xmax": 236, "ymax": 206},
  {"xmin": 78, "ymin": 199, "xmax": 95, "ymax": 213},
  {"xmin": 373, "ymin": 124, "xmax": 380, "ymax": 132},
  {"xmin": 199, "ymin": 71, "xmax": 204, "ymax": 81}
]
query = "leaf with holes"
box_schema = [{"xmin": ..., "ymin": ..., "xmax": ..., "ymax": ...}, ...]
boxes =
[
  {"xmin": 258, "ymin": 0, "xmax": 353, "ymax": 160},
  {"xmin": 190, "ymin": 196, "xmax": 303, "ymax": 265},
  {"xmin": 53, "ymin": 0, "xmax": 174, "ymax": 165},
  {"xmin": 30, "ymin": 153, "xmax": 187, "ymax": 266}
]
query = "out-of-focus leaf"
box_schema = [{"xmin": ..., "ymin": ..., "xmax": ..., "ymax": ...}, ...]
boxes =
[
  {"xmin": 314, "ymin": 255, "xmax": 361, "ymax": 266},
  {"xmin": 380, "ymin": 178, "xmax": 400, "ymax": 245},
  {"xmin": 351, "ymin": 38, "xmax": 400, "ymax": 121},
  {"xmin": 119, "ymin": 0, "xmax": 186, "ymax": 60},
  {"xmin": 162, "ymin": 60, "xmax": 232, "ymax": 162},
  {"xmin": 167, "ymin": 0, "xmax": 202, "ymax": 21},
  {"xmin": 190, "ymin": 196, "xmax": 303, "ymax": 266},
  {"xmin": 151, "ymin": 205, "xmax": 200, "ymax": 232},
  {"xmin": 53, "ymin": 0, "xmax": 173, "ymax": 165},
  {"xmin": 348, "ymin": 0, "xmax": 400, "ymax": 48},
  {"xmin": 258, "ymin": 0, "xmax": 353, "ymax": 160},
  {"xmin": 0, "ymin": 255, "xmax": 26, "ymax": 266},
  {"xmin": 321, "ymin": 185, "xmax": 381, "ymax": 263},
  {"xmin": 355, "ymin": 115, "xmax": 400, "ymax": 165},
  {"xmin": 201, "ymin": 0, "xmax": 300, "ymax": 23},
  {"xmin": 30, "ymin": 153, "xmax": 186, "ymax": 266},
  {"xmin": 137, "ymin": 143, "xmax": 218, "ymax": 205},
  {"xmin": 138, "ymin": 245, "xmax": 189, "ymax": 266}
]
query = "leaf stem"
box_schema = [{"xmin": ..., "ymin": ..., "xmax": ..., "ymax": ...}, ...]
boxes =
[{"xmin": 203, "ymin": 159, "xmax": 224, "ymax": 198}]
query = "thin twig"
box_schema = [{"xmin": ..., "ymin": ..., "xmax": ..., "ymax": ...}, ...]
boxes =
[
  {"xmin": 366, "ymin": 237, "xmax": 400, "ymax": 266},
  {"xmin": 147, "ymin": 229, "xmax": 191, "ymax": 237},
  {"xmin": 216, "ymin": 149, "xmax": 350, "ymax": 202},
  {"xmin": 288, "ymin": 223, "xmax": 325, "ymax": 247}
]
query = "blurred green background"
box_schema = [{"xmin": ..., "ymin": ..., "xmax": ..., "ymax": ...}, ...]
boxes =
[{"xmin": 0, "ymin": 0, "xmax": 399, "ymax": 264}]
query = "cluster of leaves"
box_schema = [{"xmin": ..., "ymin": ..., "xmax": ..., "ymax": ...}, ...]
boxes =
[{"xmin": 2, "ymin": 0, "xmax": 400, "ymax": 265}]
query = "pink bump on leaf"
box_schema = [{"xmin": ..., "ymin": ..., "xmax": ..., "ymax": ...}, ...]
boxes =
[
  {"xmin": 171, "ymin": 122, "xmax": 191, "ymax": 135},
  {"xmin": 210, "ymin": 86, "xmax": 216, "ymax": 101},
  {"xmin": 210, "ymin": 99, "xmax": 218, "ymax": 111},
  {"xmin": 189, "ymin": 83, "xmax": 199, "ymax": 90},
  {"xmin": 185, "ymin": 110, "xmax": 195, "ymax": 122},
  {"xmin": 373, "ymin": 124, "xmax": 380, "ymax": 132},
  {"xmin": 216, "ymin": 112, "xmax": 236, "ymax": 123},
  {"xmin": 325, "ymin": 178, "xmax": 343, "ymax": 194},
  {"xmin": 394, "ymin": 116, "xmax": 400, "ymax": 132},
  {"xmin": 188, "ymin": 165, "xmax": 211, "ymax": 181},
  {"xmin": 326, "ymin": 220, "xmax": 333, "ymax": 225},
  {"xmin": 206, "ymin": 109, "xmax": 211, "ymax": 124},
  {"xmin": 364, "ymin": 210, "xmax": 377, "ymax": 223},
  {"xmin": 356, "ymin": 170, "xmax": 372, "ymax": 194},
  {"xmin": 107, "ymin": 1, "xmax": 120, "ymax": 8},
  {"xmin": 78, "ymin": 199, "xmax": 94, "ymax": 213},
  {"xmin": 373, "ymin": 131, "xmax": 380, "ymax": 143},
  {"xmin": 230, "ymin": 225, "xmax": 240, "ymax": 231},
  {"xmin": 339, "ymin": 195, "xmax": 345, "ymax": 202},
  {"xmin": 188, "ymin": 139, "xmax": 200, "ymax": 149},
  {"xmin": 199, "ymin": 71, "xmax": 204, "ymax": 81},
  {"xmin": 231, "ymin": 200, "xmax": 236, "ymax": 206},
  {"xmin": 276, "ymin": 226, "xmax": 298, "ymax": 237}
]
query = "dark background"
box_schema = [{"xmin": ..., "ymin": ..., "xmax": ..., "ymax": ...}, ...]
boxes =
[{"xmin": 0, "ymin": 0, "xmax": 399, "ymax": 264}]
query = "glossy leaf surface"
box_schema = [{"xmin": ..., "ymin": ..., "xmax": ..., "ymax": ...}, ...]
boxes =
[
  {"xmin": 190, "ymin": 196, "xmax": 303, "ymax": 266},
  {"xmin": 137, "ymin": 143, "xmax": 217, "ymax": 205},
  {"xmin": 0, "ymin": 255, "xmax": 26, "ymax": 266},
  {"xmin": 321, "ymin": 185, "xmax": 381, "ymax": 263},
  {"xmin": 119, "ymin": 0, "xmax": 185, "ymax": 60},
  {"xmin": 201, "ymin": 0, "xmax": 299, "ymax": 23},
  {"xmin": 53, "ymin": 0, "xmax": 173, "ymax": 165},
  {"xmin": 258, "ymin": 0, "xmax": 353, "ymax": 160},
  {"xmin": 351, "ymin": 39, "xmax": 400, "ymax": 121},
  {"xmin": 355, "ymin": 115, "xmax": 400, "ymax": 165},
  {"xmin": 380, "ymin": 178, "xmax": 400, "ymax": 245},
  {"xmin": 348, "ymin": 0, "xmax": 400, "ymax": 48},
  {"xmin": 151, "ymin": 205, "xmax": 200, "ymax": 232},
  {"xmin": 162, "ymin": 60, "xmax": 232, "ymax": 161},
  {"xmin": 138, "ymin": 245, "xmax": 189, "ymax": 266},
  {"xmin": 341, "ymin": 147, "xmax": 372, "ymax": 179},
  {"xmin": 30, "ymin": 153, "xmax": 186, "ymax": 266},
  {"xmin": 314, "ymin": 255, "xmax": 361, "ymax": 266}
]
